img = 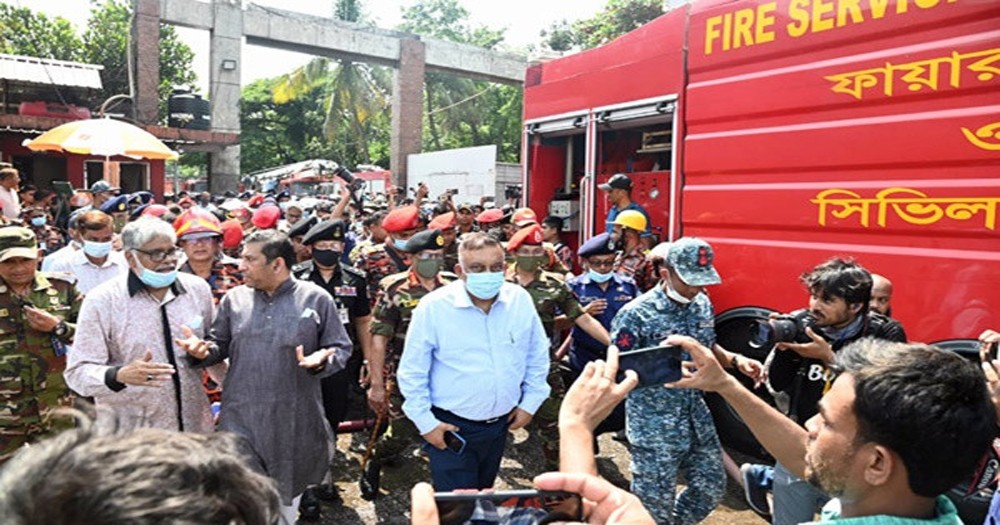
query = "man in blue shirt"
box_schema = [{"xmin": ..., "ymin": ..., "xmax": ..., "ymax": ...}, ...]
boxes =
[
  {"xmin": 565, "ymin": 233, "xmax": 640, "ymax": 434},
  {"xmin": 398, "ymin": 232, "xmax": 550, "ymax": 491},
  {"xmin": 600, "ymin": 174, "xmax": 651, "ymax": 235}
]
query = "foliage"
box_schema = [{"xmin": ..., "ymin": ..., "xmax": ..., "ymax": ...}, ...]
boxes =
[
  {"xmin": 397, "ymin": 0, "xmax": 520, "ymax": 162},
  {"xmin": 80, "ymin": 0, "xmax": 197, "ymax": 121},
  {"xmin": 542, "ymin": 0, "xmax": 664, "ymax": 52},
  {"xmin": 0, "ymin": 5, "xmax": 81, "ymax": 61}
]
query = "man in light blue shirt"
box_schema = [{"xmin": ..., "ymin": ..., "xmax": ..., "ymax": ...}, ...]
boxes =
[{"xmin": 398, "ymin": 232, "xmax": 550, "ymax": 491}]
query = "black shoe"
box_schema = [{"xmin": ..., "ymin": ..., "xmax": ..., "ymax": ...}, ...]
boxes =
[
  {"xmin": 740, "ymin": 463, "xmax": 773, "ymax": 517},
  {"xmin": 611, "ymin": 430, "xmax": 629, "ymax": 443},
  {"xmin": 359, "ymin": 459, "xmax": 381, "ymax": 501},
  {"xmin": 298, "ymin": 487, "xmax": 321, "ymax": 521},
  {"xmin": 313, "ymin": 483, "xmax": 339, "ymax": 502}
]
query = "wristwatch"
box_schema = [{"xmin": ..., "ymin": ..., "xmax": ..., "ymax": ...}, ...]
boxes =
[{"xmin": 53, "ymin": 321, "xmax": 68, "ymax": 338}]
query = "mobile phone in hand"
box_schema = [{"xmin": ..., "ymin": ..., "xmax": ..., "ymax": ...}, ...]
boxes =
[
  {"xmin": 981, "ymin": 341, "xmax": 999, "ymax": 363},
  {"xmin": 435, "ymin": 490, "xmax": 582, "ymax": 525},
  {"xmin": 444, "ymin": 430, "xmax": 466, "ymax": 454},
  {"xmin": 616, "ymin": 345, "xmax": 685, "ymax": 388}
]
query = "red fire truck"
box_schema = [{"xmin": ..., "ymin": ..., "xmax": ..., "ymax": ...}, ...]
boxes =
[{"xmin": 522, "ymin": 0, "xmax": 1000, "ymax": 487}]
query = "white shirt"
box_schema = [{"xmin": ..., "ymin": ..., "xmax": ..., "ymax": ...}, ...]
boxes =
[
  {"xmin": 41, "ymin": 243, "xmax": 80, "ymax": 272},
  {"xmin": 0, "ymin": 186, "xmax": 20, "ymax": 219},
  {"xmin": 47, "ymin": 249, "xmax": 129, "ymax": 294}
]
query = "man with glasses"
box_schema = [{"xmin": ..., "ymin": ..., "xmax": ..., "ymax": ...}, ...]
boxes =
[
  {"xmin": 505, "ymin": 224, "xmax": 610, "ymax": 472},
  {"xmin": 364, "ymin": 228, "xmax": 457, "ymax": 496},
  {"xmin": 397, "ymin": 232, "xmax": 549, "ymax": 491},
  {"xmin": 564, "ymin": 232, "xmax": 640, "ymax": 435},
  {"xmin": 291, "ymin": 219, "xmax": 372, "ymax": 518},
  {"xmin": 46, "ymin": 210, "xmax": 127, "ymax": 294},
  {"xmin": 66, "ymin": 218, "xmax": 217, "ymax": 434},
  {"xmin": 175, "ymin": 209, "xmax": 243, "ymax": 305}
]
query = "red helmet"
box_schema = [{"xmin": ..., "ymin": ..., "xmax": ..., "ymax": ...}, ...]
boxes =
[{"xmin": 174, "ymin": 209, "xmax": 222, "ymax": 239}]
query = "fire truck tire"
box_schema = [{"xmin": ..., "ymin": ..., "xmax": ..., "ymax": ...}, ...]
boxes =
[{"xmin": 709, "ymin": 307, "xmax": 778, "ymax": 460}]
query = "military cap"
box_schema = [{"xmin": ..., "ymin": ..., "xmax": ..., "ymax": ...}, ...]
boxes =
[
  {"xmin": 277, "ymin": 190, "xmax": 291, "ymax": 200},
  {"xmin": 666, "ymin": 237, "xmax": 721, "ymax": 286},
  {"xmin": 99, "ymin": 194, "xmax": 129, "ymax": 214},
  {"xmin": 0, "ymin": 227, "xmax": 38, "ymax": 262},
  {"xmin": 87, "ymin": 180, "xmax": 119, "ymax": 194},
  {"xmin": 128, "ymin": 191, "xmax": 154, "ymax": 206},
  {"xmin": 287, "ymin": 215, "xmax": 318, "ymax": 239},
  {"xmin": 383, "ymin": 206, "xmax": 421, "ymax": 233},
  {"xmin": 511, "ymin": 207, "xmax": 538, "ymax": 227},
  {"xmin": 506, "ymin": 223, "xmax": 544, "ymax": 252},
  {"xmin": 220, "ymin": 219, "xmax": 243, "ymax": 249},
  {"xmin": 141, "ymin": 204, "xmax": 170, "ymax": 219},
  {"xmin": 428, "ymin": 211, "xmax": 456, "ymax": 230},
  {"xmin": 251, "ymin": 205, "xmax": 281, "ymax": 229},
  {"xmin": 302, "ymin": 219, "xmax": 346, "ymax": 245},
  {"xmin": 578, "ymin": 232, "xmax": 615, "ymax": 258},
  {"xmin": 129, "ymin": 203, "xmax": 150, "ymax": 222},
  {"xmin": 403, "ymin": 228, "xmax": 445, "ymax": 254},
  {"xmin": 476, "ymin": 208, "xmax": 505, "ymax": 224},
  {"xmin": 247, "ymin": 194, "xmax": 265, "ymax": 208},
  {"xmin": 457, "ymin": 202, "xmax": 475, "ymax": 212}
]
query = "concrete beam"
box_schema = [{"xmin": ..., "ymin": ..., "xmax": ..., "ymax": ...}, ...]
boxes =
[
  {"xmin": 423, "ymin": 38, "xmax": 525, "ymax": 84},
  {"xmin": 159, "ymin": 0, "xmax": 214, "ymax": 30}
]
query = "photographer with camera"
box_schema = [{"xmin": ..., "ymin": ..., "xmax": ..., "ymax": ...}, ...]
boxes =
[{"xmin": 761, "ymin": 257, "xmax": 906, "ymax": 525}]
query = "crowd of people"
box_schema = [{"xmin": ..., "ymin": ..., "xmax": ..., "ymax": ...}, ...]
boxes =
[{"xmin": 0, "ymin": 165, "xmax": 997, "ymax": 525}]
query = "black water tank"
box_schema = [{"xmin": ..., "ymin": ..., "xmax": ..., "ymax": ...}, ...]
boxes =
[{"xmin": 168, "ymin": 90, "xmax": 211, "ymax": 130}]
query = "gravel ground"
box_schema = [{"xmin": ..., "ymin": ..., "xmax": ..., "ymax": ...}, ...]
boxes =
[{"xmin": 311, "ymin": 427, "xmax": 769, "ymax": 524}]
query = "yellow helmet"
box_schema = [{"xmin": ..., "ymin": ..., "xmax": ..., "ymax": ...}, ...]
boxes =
[{"xmin": 613, "ymin": 210, "xmax": 648, "ymax": 232}]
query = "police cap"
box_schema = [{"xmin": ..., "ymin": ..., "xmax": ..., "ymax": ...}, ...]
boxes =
[{"xmin": 302, "ymin": 219, "xmax": 347, "ymax": 246}]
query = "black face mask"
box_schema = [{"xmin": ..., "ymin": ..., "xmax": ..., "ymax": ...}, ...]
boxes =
[{"xmin": 313, "ymin": 249, "xmax": 341, "ymax": 268}]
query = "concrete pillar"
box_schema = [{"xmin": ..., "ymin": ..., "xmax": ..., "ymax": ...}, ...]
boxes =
[
  {"xmin": 133, "ymin": 0, "xmax": 161, "ymax": 124},
  {"xmin": 208, "ymin": 0, "xmax": 243, "ymax": 192},
  {"xmin": 390, "ymin": 38, "xmax": 426, "ymax": 190}
]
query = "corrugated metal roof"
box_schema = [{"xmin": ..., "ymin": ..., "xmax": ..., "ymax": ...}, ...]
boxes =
[{"xmin": 0, "ymin": 54, "xmax": 103, "ymax": 89}]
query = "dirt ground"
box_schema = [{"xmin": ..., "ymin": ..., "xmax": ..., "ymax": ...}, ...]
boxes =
[{"xmin": 312, "ymin": 427, "xmax": 769, "ymax": 524}]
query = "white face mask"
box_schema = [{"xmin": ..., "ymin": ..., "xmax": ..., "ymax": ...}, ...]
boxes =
[{"xmin": 665, "ymin": 275, "xmax": 692, "ymax": 305}]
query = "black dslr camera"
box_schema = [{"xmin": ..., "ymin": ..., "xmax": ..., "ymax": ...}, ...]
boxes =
[{"xmin": 749, "ymin": 309, "xmax": 818, "ymax": 349}]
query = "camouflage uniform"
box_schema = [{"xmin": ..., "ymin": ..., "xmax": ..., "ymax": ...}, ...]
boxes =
[
  {"xmin": 610, "ymin": 285, "xmax": 724, "ymax": 525},
  {"xmin": 0, "ymin": 272, "xmax": 82, "ymax": 462},
  {"xmin": 614, "ymin": 246, "xmax": 653, "ymax": 292},
  {"xmin": 354, "ymin": 243, "xmax": 410, "ymax": 308},
  {"xmin": 369, "ymin": 268, "xmax": 456, "ymax": 461},
  {"xmin": 508, "ymin": 268, "xmax": 585, "ymax": 471}
]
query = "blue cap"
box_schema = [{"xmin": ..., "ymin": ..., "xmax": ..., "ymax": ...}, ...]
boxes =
[
  {"xmin": 666, "ymin": 237, "xmax": 721, "ymax": 286},
  {"xmin": 578, "ymin": 232, "xmax": 614, "ymax": 258},
  {"xmin": 128, "ymin": 191, "xmax": 154, "ymax": 206},
  {"xmin": 99, "ymin": 194, "xmax": 129, "ymax": 214}
]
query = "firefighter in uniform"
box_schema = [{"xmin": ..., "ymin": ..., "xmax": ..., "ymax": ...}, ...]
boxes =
[
  {"xmin": 292, "ymin": 219, "xmax": 371, "ymax": 519},
  {"xmin": 505, "ymin": 224, "xmax": 610, "ymax": 471},
  {"xmin": 364, "ymin": 228, "xmax": 457, "ymax": 495},
  {"xmin": 611, "ymin": 210, "xmax": 654, "ymax": 292},
  {"xmin": 0, "ymin": 227, "xmax": 82, "ymax": 463},
  {"xmin": 354, "ymin": 206, "xmax": 422, "ymax": 308}
]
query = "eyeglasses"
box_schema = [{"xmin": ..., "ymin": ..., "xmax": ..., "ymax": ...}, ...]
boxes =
[
  {"xmin": 589, "ymin": 258, "xmax": 616, "ymax": 269},
  {"xmin": 134, "ymin": 247, "xmax": 181, "ymax": 262}
]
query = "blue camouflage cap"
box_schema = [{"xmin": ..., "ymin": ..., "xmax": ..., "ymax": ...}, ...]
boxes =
[{"xmin": 666, "ymin": 237, "xmax": 721, "ymax": 286}]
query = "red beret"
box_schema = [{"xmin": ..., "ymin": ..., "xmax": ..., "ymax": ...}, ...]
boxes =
[
  {"xmin": 220, "ymin": 219, "xmax": 244, "ymax": 249},
  {"xmin": 507, "ymin": 224, "xmax": 544, "ymax": 252},
  {"xmin": 476, "ymin": 208, "xmax": 504, "ymax": 224},
  {"xmin": 429, "ymin": 211, "xmax": 456, "ymax": 230},
  {"xmin": 247, "ymin": 194, "xmax": 265, "ymax": 208},
  {"xmin": 141, "ymin": 204, "xmax": 169, "ymax": 218},
  {"xmin": 383, "ymin": 206, "xmax": 421, "ymax": 233},
  {"xmin": 252, "ymin": 205, "xmax": 281, "ymax": 229}
]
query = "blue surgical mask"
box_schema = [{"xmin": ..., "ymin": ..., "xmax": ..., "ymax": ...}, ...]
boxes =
[
  {"xmin": 464, "ymin": 271, "xmax": 504, "ymax": 300},
  {"xmin": 83, "ymin": 240, "xmax": 112, "ymax": 258},
  {"xmin": 132, "ymin": 253, "xmax": 178, "ymax": 289},
  {"xmin": 588, "ymin": 269, "xmax": 614, "ymax": 283},
  {"xmin": 30, "ymin": 216, "xmax": 46, "ymax": 227},
  {"xmin": 392, "ymin": 238, "xmax": 409, "ymax": 251}
]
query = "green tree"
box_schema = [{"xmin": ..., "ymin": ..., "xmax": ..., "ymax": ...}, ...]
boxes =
[
  {"xmin": 0, "ymin": 5, "xmax": 81, "ymax": 61},
  {"xmin": 270, "ymin": 0, "xmax": 392, "ymax": 169},
  {"xmin": 542, "ymin": 0, "xmax": 664, "ymax": 52},
  {"xmin": 80, "ymin": 0, "xmax": 197, "ymax": 121},
  {"xmin": 397, "ymin": 0, "xmax": 521, "ymax": 162}
]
